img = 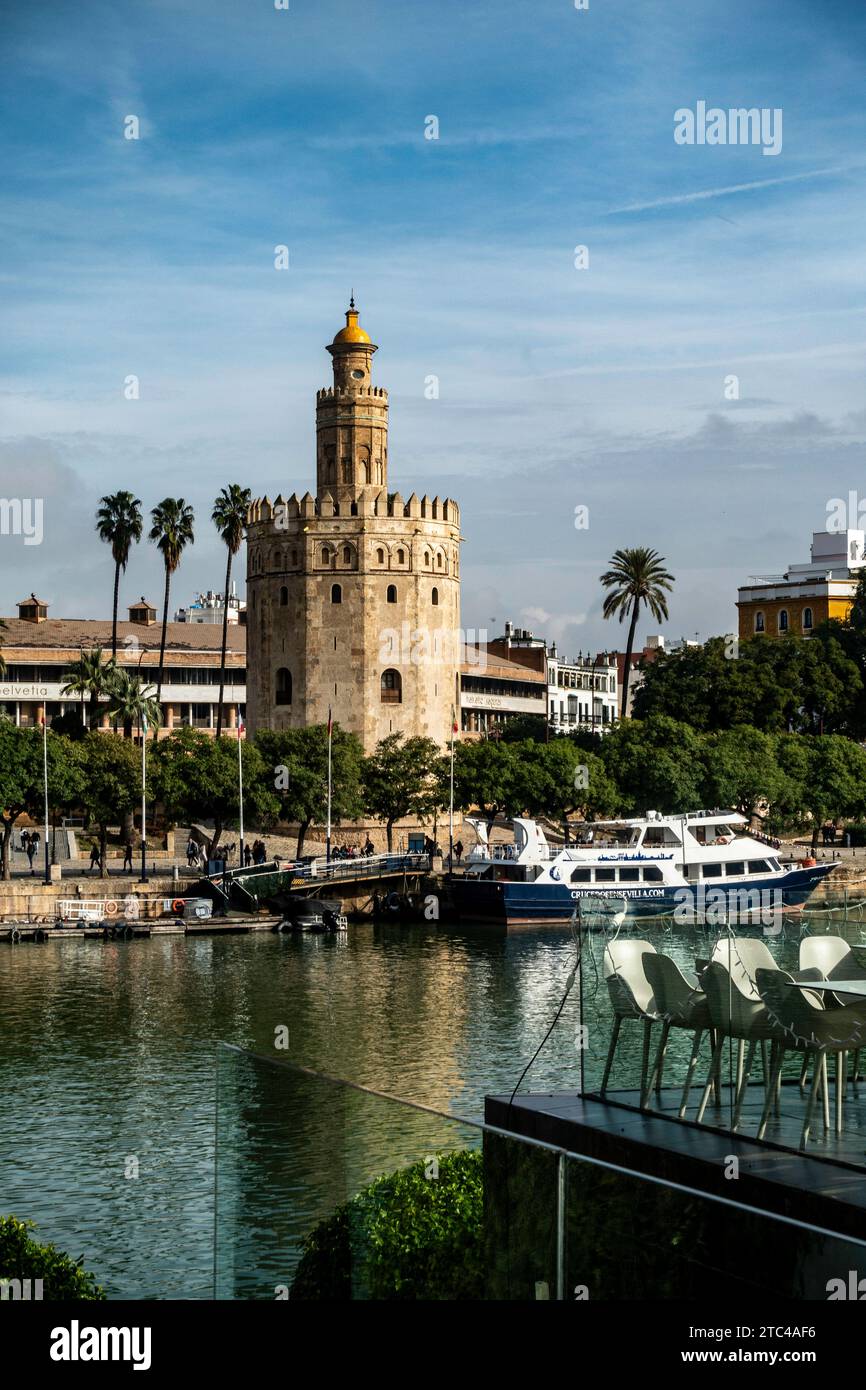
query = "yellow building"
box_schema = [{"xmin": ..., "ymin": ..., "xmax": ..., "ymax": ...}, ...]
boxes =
[{"xmin": 737, "ymin": 529, "xmax": 863, "ymax": 639}]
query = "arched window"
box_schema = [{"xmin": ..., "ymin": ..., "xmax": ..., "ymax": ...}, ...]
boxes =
[
  {"xmin": 432, "ymin": 587, "xmax": 439, "ymax": 606},
  {"xmin": 275, "ymin": 668, "xmax": 292, "ymax": 705},
  {"xmin": 279, "ymin": 585, "xmax": 288, "ymax": 606},
  {"xmin": 331, "ymin": 583, "xmax": 342, "ymax": 604},
  {"xmin": 342, "ymin": 545, "xmax": 352, "ymax": 565},
  {"xmin": 778, "ymin": 609, "xmax": 788, "ymax": 632},
  {"xmin": 803, "ymin": 607, "xmax": 813, "ymax": 631},
  {"xmin": 755, "ymin": 611, "xmax": 765, "ymax": 633},
  {"xmin": 381, "ymin": 669, "xmax": 402, "ymax": 704},
  {"xmin": 424, "ymin": 550, "xmax": 430, "ymax": 566},
  {"xmin": 376, "ymin": 548, "xmax": 385, "ymax": 564},
  {"xmin": 320, "ymin": 546, "xmax": 329, "ymax": 567},
  {"xmin": 436, "ymin": 553, "xmax": 443, "ymax": 569},
  {"xmin": 396, "ymin": 549, "xmax": 405, "ymax": 564},
  {"xmin": 387, "ymin": 584, "xmax": 397, "ymax": 604}
]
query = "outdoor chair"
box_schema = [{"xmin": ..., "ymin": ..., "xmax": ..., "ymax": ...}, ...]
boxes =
[
  {"xmin": 601, "ymin": 939, "xmax": 659, "ymax": 1107},
  {"xmin": 642, "ymin": 952, "xmax": 714, "ymax": 1118},
  {"xmin": 711, "ymin": 935, "xmax": 779, "ymax": 1001},
  {"xmin": 800, "ymin": 935, "xmax": 866, "ymax": 1083},
  {"xmin": 696, "ymin": 961, "xmax": 790, "ymax": 1131},
  {"xmin": 756, "ymin": 967, "xmax": 866, "ymax": 1148}
]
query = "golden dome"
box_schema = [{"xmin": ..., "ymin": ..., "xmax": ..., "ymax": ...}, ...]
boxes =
[{"xmin": 332, "ymin": 296, "xmax": 371, "ymax": 345}]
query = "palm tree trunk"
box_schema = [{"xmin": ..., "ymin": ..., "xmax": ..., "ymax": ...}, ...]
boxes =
[
  {"xmin": 215, "ymin": 548, "xmax": 232, "ymax": 737},
  {"xmin": 156, "ymin": 566, "xmax": 171, "ymax": 704},
  {"xmin": 620, "ymin": 604, "xmax": 640, "ymax": 719},
  {"xmin": 111, "ymin": 561, "xmax": 120, "ymax": 661}
]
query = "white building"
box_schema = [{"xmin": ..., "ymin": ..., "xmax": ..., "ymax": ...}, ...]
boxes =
[
  {"xmin": 175, "ymin": 587, "xmax": 246, "ymax": 626},
  {"xmin": 547, "ymin": 646, "xmax": 618, "ymax": 732}
]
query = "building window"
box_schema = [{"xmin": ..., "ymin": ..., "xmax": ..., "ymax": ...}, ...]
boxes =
[
  {"xmin": 437, "ymin": 553, "xmax": 443, "ymax": 568},
  {"xmin": 803, "ymin": 607, "xmax": 813, "ymax": 630},
  {"xmin": 381, "ymin": 669, "xmax": 402, "ymax": 704},
  {"xmin": 331, "ymin": 583, "xmax": 342, "ymax": 604},
  {"xmin": 424, "ymin": 551, "xmax": 430, "ymax": 566},
  {"xmin": 377, "ymin": 548, "xmax": 385, "ymax": 564},
  {"xmin": 779, "ymin": 609, "xmax": 788, "ymax": 632},
  {"xmin": 432, "ymin": 587, "xmax": 439, "ymax": 606},
  {"xmin": 386, "ymin": 584, "xmax": 397, "ymax": 604},
  {"xmin": 279, "ymin": 586, "xmax": 288, "ymax": 606},
  {"xmin": 342, "ymin": 545, "xmax": 352, "ymax": 565},
  {"xmin": 275, "ymin": 668, "xmax": 292, "ymax": 705},
  {"xmin": 320, "ymin": 546, "xmax": 329, "ymax": 566},
  {"xmin": 755, "ymin": 611, "xmax": 765, "ymax": 633},
  {"xmin": 396, "ymin": 549, "xmax": 405, "ymax": 565}
]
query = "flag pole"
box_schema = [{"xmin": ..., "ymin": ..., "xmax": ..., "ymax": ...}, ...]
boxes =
[
  {"xmin": 326, "ymin": 707, "xmax": 333, "ymax": 866},
  {"xmin": 238, "ymin": 718, "xmax": 245, "ymax": 869},
  {"xmin": 449, "ymin": 705, "xmax": 456, "ymax": 873},
  {"xmin": 42, "ymin": 715, "xmax": 50, "ymax": 885},
  {"xmin": 139, "ymin": 714, "xmax": 149, "ymax": 883}
]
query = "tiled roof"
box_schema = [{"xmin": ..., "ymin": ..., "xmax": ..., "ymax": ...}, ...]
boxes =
[
  {"xmin": 460, "ymin": 644, "xmax": 547, "ymax": 681},
  {"xmin": 0, "ymin": 618, "xmax": 246, "ymax": 655}
]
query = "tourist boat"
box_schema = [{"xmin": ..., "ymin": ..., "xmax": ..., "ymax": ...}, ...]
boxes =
[{"xmin": 451, "ymin": 810, "xmax": 837, "ymax": 926}]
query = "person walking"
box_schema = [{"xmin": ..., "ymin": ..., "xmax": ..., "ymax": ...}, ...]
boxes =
[
  {"xmin": 89, "ymin": 843, "xmax": 101, "ymax": 874},
  {"xmin": 26, "ymin": 838, "xmax": 37, "ymax": 875},
  {"xmin": 455, "ymin": 839, "xmax": 464, "ymax": 864},
  {"xmin": 243, "ymin": 843, "xmax": 252, "ymax": 868},
  {"xmin": 20, "ymin": 829, "xmax": 30, "ymax": 855},
  {"xmin": 122, "ymin": 838, "xmax": 134, "ymax": 873}
]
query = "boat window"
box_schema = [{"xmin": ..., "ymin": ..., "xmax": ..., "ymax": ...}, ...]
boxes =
[
  {"xmin": 618, "ymin": 867, "xmax": 640, "ymax": 883},
  {"xmin": 692, "ymin": 825, "xmax": 707, "ymax": 845},
  {"xmin": 685, "ymin": 864, "xmax": 701, "ymax": 883},
  {"xmin": 594, "ymin": 868, "xmax": 616, "ymax": 882},
  {"xmin": 642, "ymin": 826, "xmax": 681, "ymax": 848},
  {"xmin": 702, "ymin": 863, "xmax": 723, "ymax": 878},
  {"xmin": 748, "ymin": 859, "xmax": 770, "ymax": 874},
  {"xmin": 769, "ymin": 858, "xmax": 781, "ymax": 872},
  {"xmin": 642, "ymin": 866, "xmax": 664, "ymax": 882},
  {"xmin": 725, "ymin": 862, "xmax": 746, "ymax": 877},
  {"xmin": 710, "ymin": 825, "xmax": 734, "ymax": 842},
  {"xmin": 570, "ymin": 868, "xmax": 591, "ymax": 883}
]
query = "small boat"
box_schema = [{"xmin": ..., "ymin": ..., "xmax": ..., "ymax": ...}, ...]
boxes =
[
  {"xmin": 274, "ymin": 898, "xmax": 348, "ymax": 933},
  {"xmin": 451, "ymin": 810, "xmax": 837, "ymax": 926}
]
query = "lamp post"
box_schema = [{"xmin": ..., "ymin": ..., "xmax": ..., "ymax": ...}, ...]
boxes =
[
  {"xmin": 42, "ymin": 713, "xmax": 50, "ymax": 885},
  {"xmin": 137, "ymin": 645, "xmax": 149, "ymax": 884}
]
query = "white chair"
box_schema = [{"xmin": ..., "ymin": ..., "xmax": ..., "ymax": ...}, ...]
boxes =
[
  {"xmin": 712, "ymin": 935, "xmax": 778, "ymax": 1001},
  {"xmin": 601, "ymin": 939, "xmax": 659, "ymax": 1107},
  {"xmin": 800, "ymin": 935, "xmax": 866, "ymax": 1082}
]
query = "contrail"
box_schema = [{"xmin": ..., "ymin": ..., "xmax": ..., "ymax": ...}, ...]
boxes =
[{"xmin": 609, "ymin": 164, "xmax": 859, "ymax": 214}]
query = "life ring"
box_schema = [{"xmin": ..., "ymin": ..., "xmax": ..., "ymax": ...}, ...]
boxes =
[
  {"xmin": 172, "ymin": 898, "xmax": 185, "ymax": 914},
  {"xmin": 386, "ymin": 892, "xmax": 401, "ymax": 913},
  {"xmin": 104, "ymin": 900, "xmax": 119, "ymax": 917},
  {"xmin": 10, "ymin": 928, "xmax": 21, "ymax": 943}
]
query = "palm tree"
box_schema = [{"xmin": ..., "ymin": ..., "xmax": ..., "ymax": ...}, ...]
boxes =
[
  {"xmin": 149, "ymin": 499, "xmax": 195, "ymax": 703},
  {"xmin": 600, "ymin": 547, "xmax": 674, "ymax": 718},
  {"xmin": 61, "ymin": 648, "xmax": 117, "ymax": 730},
  {"xmin": 96, "ymin": 492, "xmax": 143, "ymax": 659},
  {"xmin": 212, "ymin": 484, "xmax": 251, "ymax": 737},
  {"xmin": 105, "ymin": 669, "xmax": 161, "ymax": 740}
]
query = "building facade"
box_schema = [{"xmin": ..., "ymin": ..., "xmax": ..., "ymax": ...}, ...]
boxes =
[
  {"xmin": 245, "ymin": 301, "xmax": 461, "ymax": 751},
  {"xmin": 737, "ymin": 529, "xmax": 864, "ymax": 640},
  {"xmin": 0, "ymin": 595, "xmax": 245, "ymax": 734}
]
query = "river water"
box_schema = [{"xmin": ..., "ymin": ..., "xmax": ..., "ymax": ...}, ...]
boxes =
[{"xmin": 0, "ymin": 916, "xmax": 833, "ymax": 1297}]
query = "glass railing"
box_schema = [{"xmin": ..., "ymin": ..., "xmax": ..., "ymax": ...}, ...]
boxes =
[
  {"xmin": 579, "ymin": 900, "xmax": 866, "ymax": 1163},
  {"xmin": 213, "ymin": 1043, "xmax": 866, "ymax": 1300}
]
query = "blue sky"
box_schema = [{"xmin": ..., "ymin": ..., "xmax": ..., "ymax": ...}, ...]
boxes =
[{"xmin": 3, "ymin": 0, "xmax": 866, "ymax": 654}]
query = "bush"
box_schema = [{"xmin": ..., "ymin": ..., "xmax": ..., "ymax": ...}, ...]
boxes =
[
  {"xmin": 290, "ymin": 1149, "xmax": 483, "ymax": 1300},
  {"xmin": 844, "ymin": 822, "xmax": 866, "ymax": 847},
  {"xmin": 0, "ymin": 1216, "xmax": 106, "ymax": 1300}
]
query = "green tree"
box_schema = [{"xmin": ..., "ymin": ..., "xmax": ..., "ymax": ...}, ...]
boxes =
[
  {"xmin": 60, "ymin": 648, "xmax": 116, "ymax": 731},
  {"xmin": 95, "ymin": 491, "xmax": 143, "ymax": 660},
  {"xmin": 255, "ymin": 725, "xmax": 364, "ymax": 858},
  {"xmin": 212, "ymin": 484, "xmax": 251, "ymax": 737},
  {"xmin": 701, "ymin": 726, "xmax": 781, "ymax": 820},
  {"xmin": 448, "ymin": 740, "xmax": 519, "ymax": 837},
  {"xmin": 151, "ymin": 726, "xmax": 278, "ymax": 858},
  {"xmin": 600, "ymin": 547, "xmax": 674, "ymax": 718},
  {"xmin": 148, "ymin": 498, "xmax": 195, "ymax": 702},
  {"xmin": 362, "ymin": 734, "xmax": 442, "ymax": 852},
  {"xmin": 105, "ymin": 670, "xmax": 161, "ymax": 740},
  {"xmin": 599, "ymin": 716, "xmax": 705, "ymax": 815},
  {"xmin": 526, "ymin": 742, "xmax": 620, "ymax": 838},
  {"xmin": 802, "ymin": 735, "xmax": 866, "ymax": 850},
  {"xmin": 77, "ymin": 733, "xmax": 141, "ymax": 878},
  {"xmin": 0, "ymin": 726, "xmax": 84, "ymax": 879}
]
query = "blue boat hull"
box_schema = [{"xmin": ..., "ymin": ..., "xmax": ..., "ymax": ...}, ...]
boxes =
[{"xmin": 449, "ymin": 864, "xmax": 837, "ymax": 926}]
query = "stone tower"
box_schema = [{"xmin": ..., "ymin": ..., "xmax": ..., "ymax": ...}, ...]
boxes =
[{"xmin": 245, "ymin": 300, "xmax": 461, "ymax": 752}]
